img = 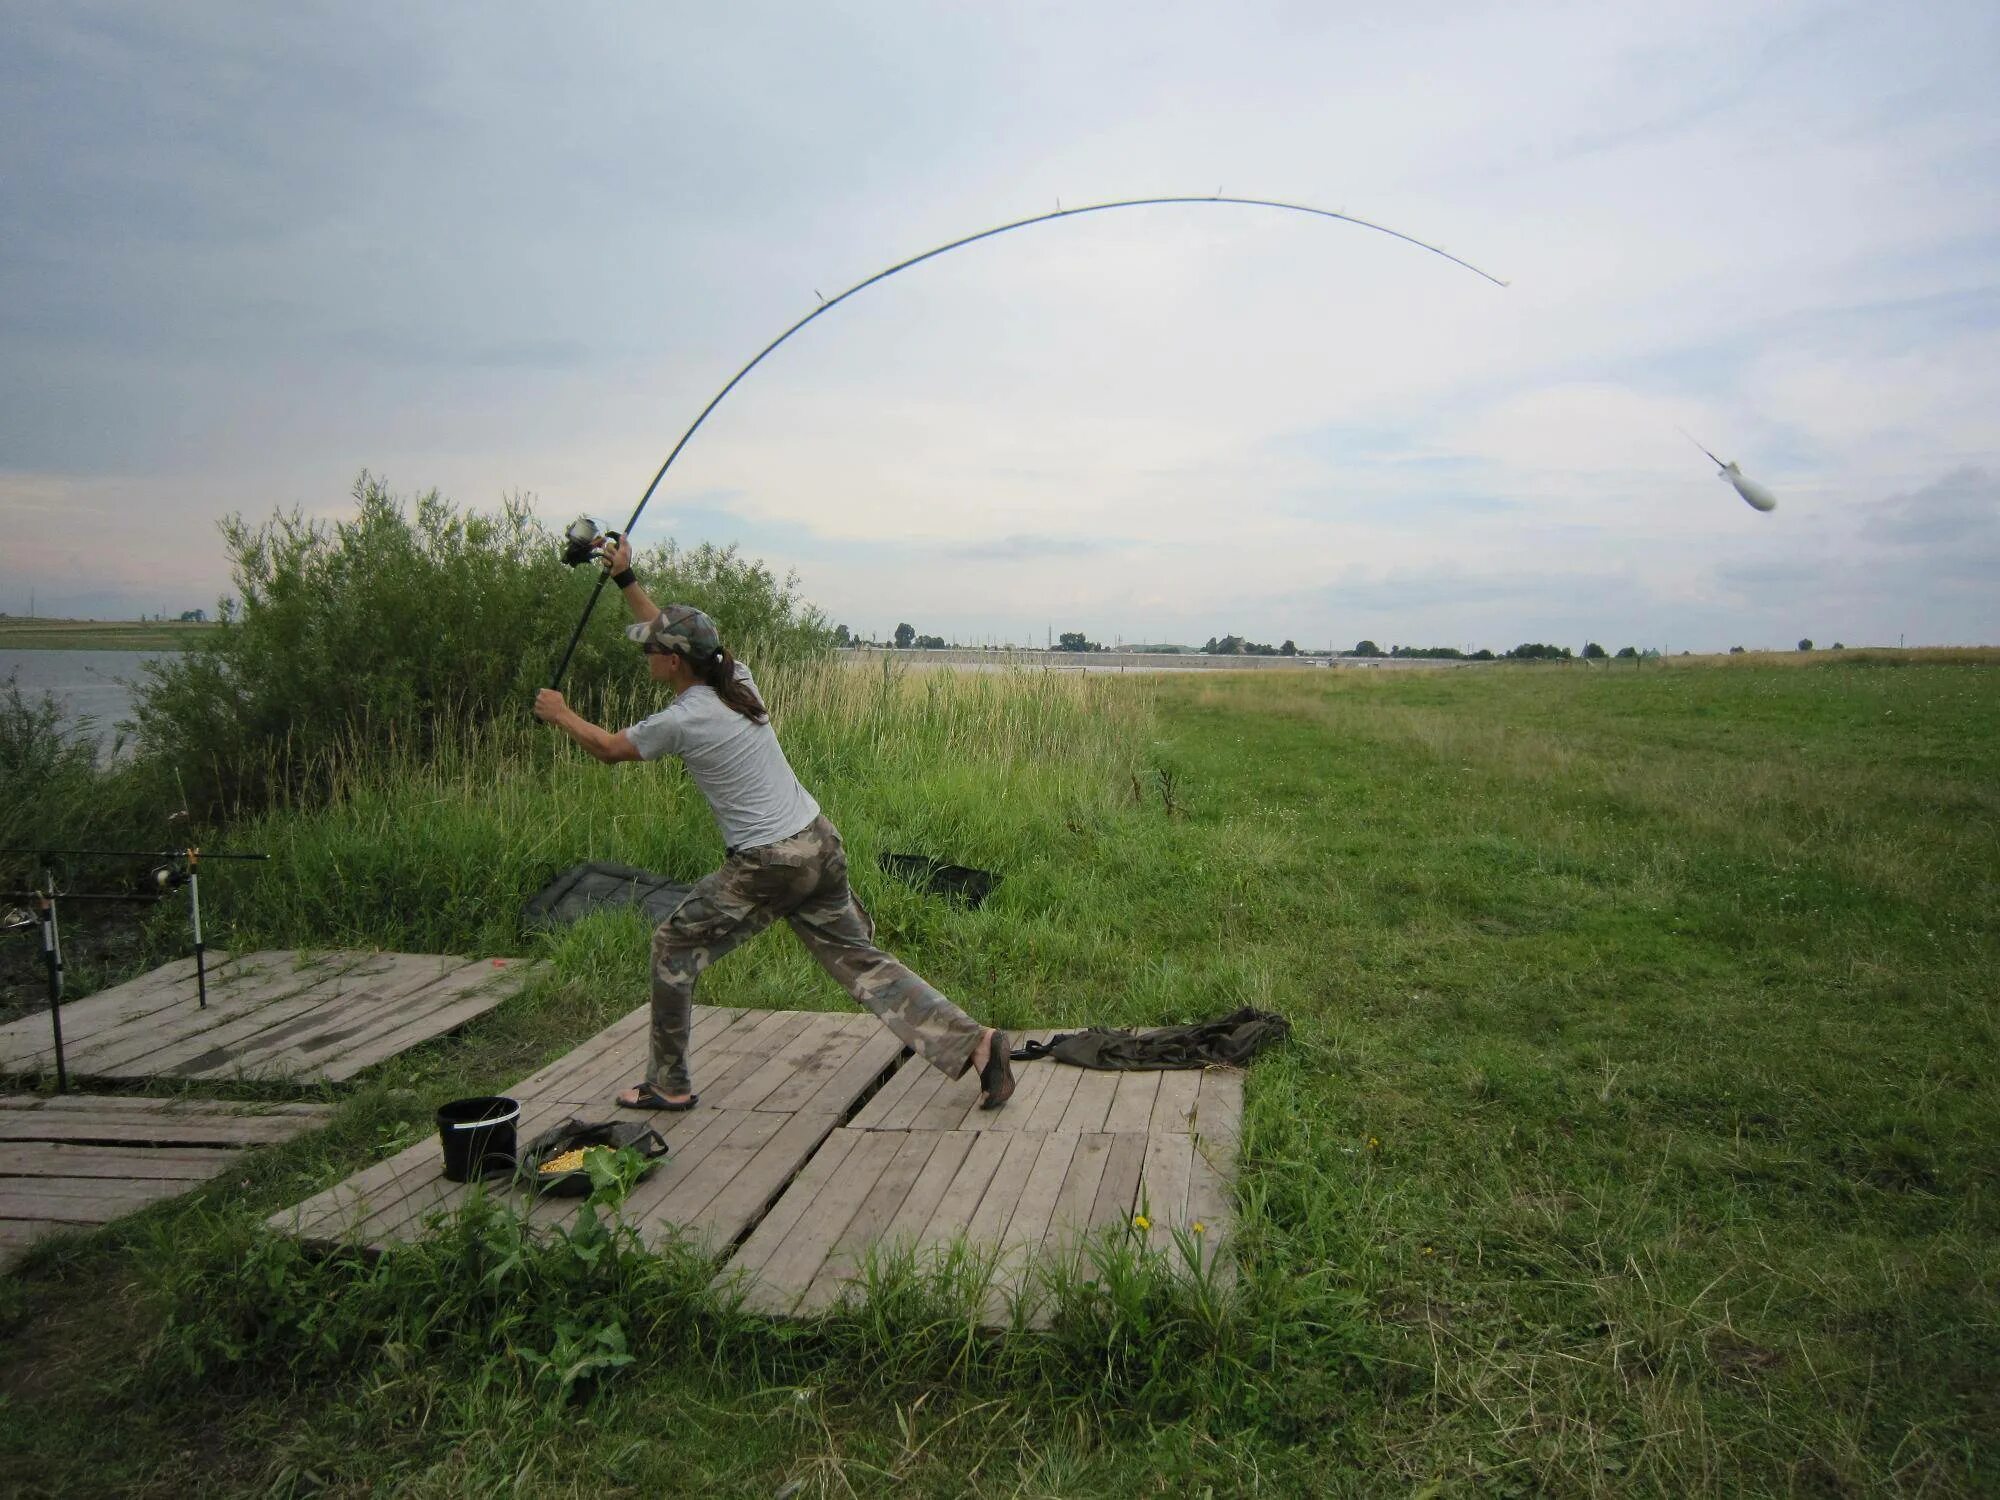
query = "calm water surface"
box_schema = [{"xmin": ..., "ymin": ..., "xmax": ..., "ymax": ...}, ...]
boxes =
[{"xmin": 0, "ymin": 649, "xmax": 171, "ymax": 757}]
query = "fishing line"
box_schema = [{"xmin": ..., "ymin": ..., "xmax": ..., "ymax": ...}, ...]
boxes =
[{"xmin": 549, "ymin": 194, "xmax": 1509, "ymax": 687}]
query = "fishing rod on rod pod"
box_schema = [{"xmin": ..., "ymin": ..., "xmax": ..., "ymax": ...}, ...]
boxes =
[
  {"xmin": 0, "ymin": 874, "xmax": 159, "ymax": 1094},
  {"xmin": 1, "ymin": 835, "xmax": 270, "ymax": 1014},
  {"xmin": 547, "ymin": 193, "xmax": 1509, "ymax": 690}
]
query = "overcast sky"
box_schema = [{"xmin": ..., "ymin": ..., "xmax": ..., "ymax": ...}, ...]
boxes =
[{"xmin": 3, "ymin": 1, "xmax": 1996, "ymax": 650}]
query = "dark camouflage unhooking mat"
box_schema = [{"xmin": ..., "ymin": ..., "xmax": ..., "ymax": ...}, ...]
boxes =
[{"xmin": 522, "ymin": 862, "xmax": 695, "ymax": 931}]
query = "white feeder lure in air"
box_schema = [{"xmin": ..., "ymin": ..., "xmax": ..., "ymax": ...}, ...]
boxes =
[{"xmin": 1679, "ymin": 428, "xmax": 1777, "ymax": 512}]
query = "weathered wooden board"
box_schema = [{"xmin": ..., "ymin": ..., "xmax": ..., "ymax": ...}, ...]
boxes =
[
  {"xmin": 273, "ymin": 1002, "xmax": 895, "ymax": 1259},
  {"xmin": 0, "ymin": 951, "xmax": 537, "ymax": 1087},
  {"xmin": 0, "ymin": 1092, "xmax": 335, "ymax": 1272},
  {"xmin": 270, "ymin": 1008, "xmax": 1249, "ymax": 1329}
]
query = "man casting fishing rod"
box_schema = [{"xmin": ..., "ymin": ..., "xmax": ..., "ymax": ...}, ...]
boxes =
[{"xmin": 532, "ymin": 536, "xmax": 1015, "ymax": 1113}]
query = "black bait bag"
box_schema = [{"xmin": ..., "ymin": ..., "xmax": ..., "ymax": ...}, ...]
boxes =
[
  {"xmin": 516, "ymin": 1117, "xmax": 670, "ymax": 1197},
  {"xmin": 1010, "ymin": 1007, "xmax": 1292, "ymax": 1071}
]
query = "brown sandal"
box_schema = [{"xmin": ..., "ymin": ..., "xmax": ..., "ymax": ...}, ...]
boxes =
[
  {"xmin": 978, "ymin": 1031, "xmax": 1015, "ymax": 1110},
  {"xmin": 618, "ymin": 1083, "xmax": 698, "ymax": 1111}
]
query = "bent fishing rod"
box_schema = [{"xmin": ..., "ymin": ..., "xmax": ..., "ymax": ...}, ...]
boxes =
[{"xmin": 549, "ymin": 194, "xmax": 1509, "ymax": 688}]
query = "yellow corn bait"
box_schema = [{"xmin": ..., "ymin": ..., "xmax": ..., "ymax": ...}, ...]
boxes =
[{"xmin": 538, "ymin": 1147, "xmax": 592, "ymax": 1175}]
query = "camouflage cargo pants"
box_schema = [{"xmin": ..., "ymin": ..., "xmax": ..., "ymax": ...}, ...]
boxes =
[{"xmin": 648, "ymin": 815, "xmax": 986, "ymax": 1094}]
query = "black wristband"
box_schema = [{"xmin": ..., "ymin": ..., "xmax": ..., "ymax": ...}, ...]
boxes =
[{"xmin": 611, "ymin": 568, "xmax": 636, "ymax": 589}]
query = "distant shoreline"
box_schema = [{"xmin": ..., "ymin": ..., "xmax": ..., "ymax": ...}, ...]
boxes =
[{"xmin": 0, "ymin": 617, "xmax": 217, "ymax": 651}]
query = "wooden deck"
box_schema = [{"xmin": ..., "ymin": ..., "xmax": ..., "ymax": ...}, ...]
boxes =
[
  {"xmin": 734, "ymin": 1035, "xmax": 1242, "ymax": 1322},
  {"xmin": 0, "ymin": 1093, "xmax": 336, "ymax": 1270},
  {"xmin": 272, "ymin": 1005, "xmax": 1245, "ymax": 1327},
  {"xmin": 0, "ymin": 950, "xmax": 537, "ymax": 1087},
  {"xmin": 270, "ymin": 1004, "xmax": 907, "ymax": 1255}
]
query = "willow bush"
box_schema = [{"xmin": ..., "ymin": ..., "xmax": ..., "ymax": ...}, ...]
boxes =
[{"xmin": 132, "ymin": 472, "xmax": 831, "ymax": 816}]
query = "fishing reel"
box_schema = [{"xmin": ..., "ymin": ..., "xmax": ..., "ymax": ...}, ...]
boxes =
[
  {"xmin": 561, "ymin": 517, "xmax": 622, "ymax": 568},
  {"xmin": 150, "ymin": 864, "xmax": 191, "ymax": 893}
]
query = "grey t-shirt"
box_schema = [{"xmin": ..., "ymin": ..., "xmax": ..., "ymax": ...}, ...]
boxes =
[{"xmin": 623, "ymin": 663, "xmax": 820, "ymax": 850}]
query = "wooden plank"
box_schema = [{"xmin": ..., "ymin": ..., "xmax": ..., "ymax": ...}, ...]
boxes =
[
  {"xmin": 1087, "ymin": 1132, "xmax": 1147, "ymax": 1232},
  {"xmin": 58, "ymin": 956, "xmax": 398, "ymax": 1072},
  {"xmin": 754, "ymin": 1013, "xmax": 874, "ymax": 1113},
  {"xmin": 1193, "ymin": 1067, "xmax": 1245, "ymax": 1155},
  {"xmin": 981, "ymin": 1131, "xmax": 1080, "ymax": 1325},
  {"xmin": 739, "ymin": 1129, "xmax": 903, "ymax": 1314},
  {"xmin": 667, "ymin": 1108, "xmax": 843, "ymax": 1251},
  {"xmin": 0, "ymin": 954, "xmax": 238, "ymax": 1061},
  {"xmin": 709, "ymin": 1011, "xmax": 850, "ymax": 1111},
  {"xmin": 0, "ymin": 1112, "xmax": 321, "ymax": 1148},
  {"xmin": 877, "ymin": 1130, "xmax": 973, "ymax": 1249},
  {"xmin": 1149, "ymin": 1070, "xmax": 1202, "ymax": 1135},
  {"xmin": 0, "ymin": 1142, "xmax": 240, "ymax": 1180},
  {"xmin": 611, "ymin": 1109, "xmax": 783, "ymax": 1234},
  {"xmin": 796, "ymin": 1028, "xmax": 906, "ymax": 1116},
  {"xmin": 1041, "ymin": 1131, "xmax": 1113, "ymax": 1262},
  {"xmin": 83, "ymin": 953, "xmax": 459, "ymax": 1079},
  {"xmin": 174, "ymin": 954, "xmax": 488, "ymax": 1078},
  {"xmin": 22, "ymin": 1096, "xmax": 330, "ymax": 1117},
  {"xmin": 0, "ymin": 1176, "xmax": 194, "ymax": 1220},
  {"xmin": 1101, "ymin": 1072, "xmax": 1164, "ymax": 1135},
  {"xmin": 847, "ymin": 1050, "xmax": 938, "ymax": 1130},
  {"xmin": 1139, "ymin": 1131, "xmax": 1195, "ymax": 1255},
  {"xmin": 1057, "ymin": 1068, "xmax": 1120, "ymax": 1133},
  {"xmin": 1020, "ymin": 1064, "xmax": 1082, "ymax": 1133},
  {"xmin": 971, "ymin": 1058, "xmax": 1058, "ymax": 1133},
  {"xmin": 864, "ymin": 1056, "xmax": 956, "ymax": 1128},
  {"xmin": 311, "ymin": 960, "xmax": 535, "ymax": 1082},
  {"xmin": 315, "ymin": 986, "xmax": 515, "ymax": 1083},
  {"xmin": 1184, "ymin": 1148, "xmax": 1235, "ymax": 1280},
  {"xmin": 507, "ymin": 1007, "xmax": 649, "ymax": 1099},
  {"xmin": 269, "ymin": 1138, "xmax": 428, "ymax": 1240},
  {"xmin": 913, "ymin": 1131, "xmax": 1011, "ymax": 1255},
  {"xmin": 961, "ymin": 1132, "xmax": 1042, "ymax": 1249},
  {"xmin": 909, "ymin": 1065, "xmax": 983, "ymax": 1132},
  {"xmin": 726, "ymin": 1127, "xmax": 862, "ymax": 1278},
  {"xmin": 797, "ymin": 1130, "xmax": 946, "ymax": 1313}
]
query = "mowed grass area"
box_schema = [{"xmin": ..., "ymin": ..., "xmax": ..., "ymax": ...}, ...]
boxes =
[
  {"xmin": 0, "ymin": 616, "xmax": 216, "ymax": 650},
  {"xmin": 0, "ymin": 658, "xmax": 1994, "ymax": 1496}
]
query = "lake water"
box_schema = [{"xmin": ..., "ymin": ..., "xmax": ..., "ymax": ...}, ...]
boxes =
[{"xmin": 0, "ymin": 649, "xmax": 171, "ymax": 758}]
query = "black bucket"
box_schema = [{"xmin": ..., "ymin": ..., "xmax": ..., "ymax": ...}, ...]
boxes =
[{"xmin": 436, "ymin": 1095, "xmax": 520, "ymax": 1183}]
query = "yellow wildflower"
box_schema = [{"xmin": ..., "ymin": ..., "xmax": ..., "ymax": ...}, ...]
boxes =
[
  {"xmin": 1192, "ymin": 1221, "xmax": 1206, "ymax": 1234},
  {"xmin": 1131, "ymin": 1213, "xmax": 1151, "ymax": 1231}
]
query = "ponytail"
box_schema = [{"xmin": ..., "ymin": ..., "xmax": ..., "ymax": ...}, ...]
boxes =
[{"xmin": 699, "ymin": 647, "xmax": 768, "ymax": 723}]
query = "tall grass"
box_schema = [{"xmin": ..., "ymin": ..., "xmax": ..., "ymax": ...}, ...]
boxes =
[{"xmin": 204, "ymin": 657, "xmax": 1149, "ymax": 964}]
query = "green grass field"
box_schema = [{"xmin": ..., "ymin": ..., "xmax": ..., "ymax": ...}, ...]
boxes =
[
  {"xmin": 1, "ymin": 658, "xmax": 1994, "ymax": 1496},
  {"xmin": 0, "ymin": 617, "xmax": 216, "ymax": 651}
]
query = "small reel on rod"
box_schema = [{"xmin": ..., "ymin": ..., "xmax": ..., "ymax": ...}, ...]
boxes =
[
  {"xmin": 150, "ymin": 862, "xmax": 192, "ymax": 893},
  {"xmin": 561, "ymin": 517, "xmax": 622, "ymax": 568}
]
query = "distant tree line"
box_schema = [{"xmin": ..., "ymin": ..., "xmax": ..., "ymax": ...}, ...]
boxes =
[{"xmin": 1201, "ymin": 635, "xmax": 1298, "ymax": 656}]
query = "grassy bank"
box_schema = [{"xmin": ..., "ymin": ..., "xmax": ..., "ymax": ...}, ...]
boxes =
[
  {"xmin": 0, "ymin": 618, "xmax": 218, "ymax": 651},
  {"xmin": 0, "ymin": 657, "xmax": 1994, "ymax": 1495}
]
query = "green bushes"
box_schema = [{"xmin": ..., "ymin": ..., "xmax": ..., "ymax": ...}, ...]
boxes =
[
  {"xmin": 133, "ymin": 473, "xmax": 832, "ymax": 816},
  {"xmin": 0, "ymin": 675, "xmax": 165, "ymax": 861}
]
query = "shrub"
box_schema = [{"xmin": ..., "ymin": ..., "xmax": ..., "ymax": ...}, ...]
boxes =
[
  {"xmin": 0, "ymin": 675, "xmax": 162, "ymax": 863},
  {"xmin": 131, "ymin": 473, "xmax": 830, "ymax": 815}
]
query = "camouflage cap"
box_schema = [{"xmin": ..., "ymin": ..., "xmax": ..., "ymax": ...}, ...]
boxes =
[{"xmin": 626, "ymin": 605, "xmax": 723, "ymax": 662}]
